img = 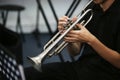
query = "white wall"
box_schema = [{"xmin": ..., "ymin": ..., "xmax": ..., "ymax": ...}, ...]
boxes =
[{"xmin": 0, "ymin": 0, "xmax": 89, "ymax": 33}]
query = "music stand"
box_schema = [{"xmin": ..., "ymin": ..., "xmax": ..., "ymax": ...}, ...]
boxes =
[{"xmin": 0, "ymin": 44, "xmax": 26, "ymax": 80}]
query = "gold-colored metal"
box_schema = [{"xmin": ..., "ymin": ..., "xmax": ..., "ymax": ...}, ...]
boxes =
[{"xmin": 27, "ymin": 0, "xmax": 93, "ymax": 72}]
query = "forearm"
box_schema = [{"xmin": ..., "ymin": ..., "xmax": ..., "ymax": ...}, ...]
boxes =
[
  {"xmin": 67, "ymin": 42, "xmax": 81, "ymax": 56},
  {"xmin": 88, "ymin": 36, "xmax": 120, "ymax": 69}
]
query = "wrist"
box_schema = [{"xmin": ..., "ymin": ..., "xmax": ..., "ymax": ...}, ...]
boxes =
[{"xmin": 87, "ymin": 35, "xmax": 97, "ymax": 46}]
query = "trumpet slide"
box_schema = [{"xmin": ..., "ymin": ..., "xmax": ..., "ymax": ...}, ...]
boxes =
[{"xmin": 27, "ymin": 0, "xmax": 93, "ymax": 72}]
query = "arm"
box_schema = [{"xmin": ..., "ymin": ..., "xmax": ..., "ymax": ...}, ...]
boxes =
[
  {"xmin": 65, "ymin": 23, "xmax": 120, "ymax": 69},
  {"xmin": 67, "ymin": 42, "xmax": 81, "ymax": 56},
  {"xmin": 88, "ymin": 36, "xmax": 120, "ymax": 69}
]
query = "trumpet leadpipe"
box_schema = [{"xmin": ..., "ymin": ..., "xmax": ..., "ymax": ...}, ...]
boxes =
[
  {"xmin": 44, "ymin": 31, "xmax": 62, "ymax": 50},
  {"xmin": 48, "ymin": 41, "xmax": 68, "ymax": 57},
  {"xmin": 56, "ymin": 42, "xmax": 68, "ymax": 55}
]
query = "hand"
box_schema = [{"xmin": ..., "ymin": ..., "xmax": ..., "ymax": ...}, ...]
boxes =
[
  {"xmin": 64, "ymin": 23, "xmax": 96, "ymax": 44},
  {"xmin": 58, "ymin": 16, "xmax": 69, "ymax": 32},
  {"xmin": 58, "ymin": 16, "xmax": 77, "ymax": 33}
]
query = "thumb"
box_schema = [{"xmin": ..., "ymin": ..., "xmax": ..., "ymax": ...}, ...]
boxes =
[{"xmin": 76, "ymin": 24, "xmax": 84, "ymax": 30}]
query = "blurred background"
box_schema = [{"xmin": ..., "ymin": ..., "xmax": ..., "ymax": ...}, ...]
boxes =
[{"xmin": 0, "ymin": 0, "xmax": 89, "ymax": 68}]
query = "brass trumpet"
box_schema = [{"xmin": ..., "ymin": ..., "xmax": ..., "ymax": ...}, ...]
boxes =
[{"xmin": 27, "ymin": 0, "xmax": 93, "ymax": 71}]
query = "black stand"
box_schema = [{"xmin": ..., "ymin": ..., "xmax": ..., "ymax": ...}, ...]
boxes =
[{"xmin": 0, "ymin": 5, "xmax": 25, "ymax": 42}]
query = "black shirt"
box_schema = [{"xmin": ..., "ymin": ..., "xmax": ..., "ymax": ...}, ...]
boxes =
[
  {"xmin": 82, "ymin": 0, "xmax": 120, "ymax": 57},
  {"xmin": 75, "ymin": 0, "xmax": 120, "ymax": 80}
]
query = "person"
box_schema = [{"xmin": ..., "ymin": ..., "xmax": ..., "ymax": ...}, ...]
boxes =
[{"xmin": 25, "ymin": 0, "xmax": 120, "ymax": 80}]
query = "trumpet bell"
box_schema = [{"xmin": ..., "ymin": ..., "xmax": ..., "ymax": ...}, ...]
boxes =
[{"xmin": 27, "ymin": 56, "xmax": 42, "ymax": 71}]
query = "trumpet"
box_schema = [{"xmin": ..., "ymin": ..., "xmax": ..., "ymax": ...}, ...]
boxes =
[{"xmin": 27, "ymin": 0, "xmax": 93, "ymax": 71}]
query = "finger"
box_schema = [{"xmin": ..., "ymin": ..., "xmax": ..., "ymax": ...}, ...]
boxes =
[
  {"xmin": 76, "ymin": 24, "xmax": 84, "ymax": 29},
  {"xmin": 65, "ymin": 31, "xmax": 80, "ymax": 41},
  {"xmin": 58, "ymin": 16, "xmax": 69, "ymax": 26},
  {"xmin": 58, "ymin": 26, "xmax": 63, "ymax": 31},
  {"xmin": 72, "ymin": 16, "xmax": 77, "ymax": 22},
  {"xmin": 64, "ymin": 36, "xmax": 78, "ymax": 42},
  {"xmin": 58, "ymin": 22, "xmax": 67, "ymax": 27},
  {"xmin": 64, "ymin": 37, "xmax": 75, "ymax": 42},
  {"xmin": 58, "ymin": 16, "xmax": 69, "ymax": 30},
  {"xmin": 59, "ymin": 16, "xmax": 69, "ymax": 22}
]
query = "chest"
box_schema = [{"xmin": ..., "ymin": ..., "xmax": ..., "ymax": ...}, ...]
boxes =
[{"xmin": 86, "ymin": 11, "xmax": 120, "ymax": 48}]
